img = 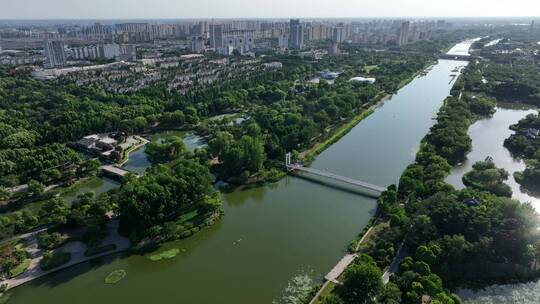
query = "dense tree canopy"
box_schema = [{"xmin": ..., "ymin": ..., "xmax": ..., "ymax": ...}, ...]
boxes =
[{"xmin": 116, "ymin": 159, "xmax": 220, "ymax": 241}]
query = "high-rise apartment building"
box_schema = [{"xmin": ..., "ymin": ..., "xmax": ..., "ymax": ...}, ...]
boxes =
[
  {"xmin": 289, "ymin": 19, "xmax": 304, "ymax": 50},
  {"xmin": 209, "ymin": 24, "xmax": 224, "ymax": 49},
  {"xmin": 44, "ymin": 40, "xmax": 66, "ymax": 68},
  {"xmin": 332, "ymin": 25, "xmax": 346, "ymax": 43},
  {"xmin": 398, "ymin": 21, "xmax": 410, "ymax": 46},
  {"xmin": 191, "ymin": 36, "xmax": 206, "ymax": 53},
  {"xmin": 278, "ymin": 34, "xmax": 289, "ymax": 50},
  {"xmin": 221, "ymin": 30, "xmax": 255, "ymax": 55}
]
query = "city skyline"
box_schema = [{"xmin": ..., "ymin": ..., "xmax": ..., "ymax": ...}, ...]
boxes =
[{"xmin": 2, "ymin": 0, "xmax": 540, "ymax": 20}]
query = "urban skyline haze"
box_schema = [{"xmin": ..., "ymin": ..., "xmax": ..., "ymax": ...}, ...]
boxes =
[{"xmin": 1, "ymin": 0, "xmax": 540, "ymax": 19}]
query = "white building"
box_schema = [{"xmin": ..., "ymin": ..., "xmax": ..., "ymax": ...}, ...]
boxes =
[
  {"xmin": 191, "ymin": 36, "xmax": 206, "ymax": 53},
  {"xmin": 219, "ymin": 30, "xmax": 255, "ymax": 55},
  {"xmin": 44, "ymin": 40, "xmax": 66, "ymax": 68},
  {"xmin": 278, "ymin": 34, "xmax": 289, "ymax": 50}
]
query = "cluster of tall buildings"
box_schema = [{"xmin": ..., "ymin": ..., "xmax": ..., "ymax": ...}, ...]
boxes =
[
  {"xmin": 43, "ymin": 40, "xmax": 136, "ymax": 68},
  {"xmin": 207, "ymin": 25, "xmax": 255, "ymax": 55},
  {"xmin": 289, "ymin": 19, "xmax": 304, "ymax": 50},
  {"xmin": 44, "ymin": 40, "xmax": 66, "ymax": 67},
  {"xmin": 79, "ymin": 22, "xmax": 203, "ymax": 42},
  {"xmin": 396, "ymin": 21, "xmax": 435, "ymax": 46},
  {"xmin": 2, "ymin": 18, "xmax": 453, "ymax": 68},
  {"xmin": 71, "ymin": 44, "xmax": 136, "ymax": 61}
]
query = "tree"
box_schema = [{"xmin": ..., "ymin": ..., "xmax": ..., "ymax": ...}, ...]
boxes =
[
  {"xmin": 146, "ymin": 136, "xmax": 187, "ymax": 163},
  {"xmin": 320, "ymin": 294, "xmax": 344, "ymax": 304},
  {"xmin": 378, "ymin": 282, "xmax": 401, "ymax": 304},
  {"xmin": 463, "ymin": 157, "xmax": 512, "ymax": 197},
  {"xmin": 220, "ymin": 135, "xmax": 266, "ymax": 177},
  {"xmin": 27, "ymin": 179, "xmax": 45, "ymax": 197},
  {"xmin": 337, "ymin": 254, "xmax": 383, "ymax": 304},
  {"xmin": 117, "ymin": 159, "xmax": 220, "ymax": 241},
  {"xmin": 408, "ymin": 215, "xmax": 438, "ymax": 247},
  {"xmin": 0, "ymin": 186, "xmax": 10, "ymax": 201},
  {"xmin": 39, "ymin": 198, "xmax": 70, "ymax": 227},
  {"xmin": 208, "ymin": 131, "xmax": 233, "ymax": 156}
]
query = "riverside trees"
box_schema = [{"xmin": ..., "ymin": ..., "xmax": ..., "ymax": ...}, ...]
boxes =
[
  {"xmin": 326, "ymin": 61, "xmax": 538, "ymax": 304},
  {"xmin": 504, "ymin": 112, "xmax": 540, "ymax": 193},
  {"xmin": 116, "ymin": 159, "xmax": 221, "ymax": 243},
  {"xmin": 462, "ymin": 157, "xmax": 513, "ymax": 197}
]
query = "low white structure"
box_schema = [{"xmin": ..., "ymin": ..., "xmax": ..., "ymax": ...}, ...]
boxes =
[
  {"xmin": 264, "ymin": 62, "xmax": 283, "ymax": 69},
  {"xmin": 349, "ymin": 76, "xmax": 376, "ymax": 84}
]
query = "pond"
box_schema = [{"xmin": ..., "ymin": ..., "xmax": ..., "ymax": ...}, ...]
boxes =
[
  {"xmin": 122, "ymin": 131, "xmax": 206, "ymax": 175},
  {"xmin": 446, "ymin": 106, "xmax": 540, "ymax": 211},
  {"xmin": 444, "ymin": 105, "xmax": 540, "ymax": 303}
]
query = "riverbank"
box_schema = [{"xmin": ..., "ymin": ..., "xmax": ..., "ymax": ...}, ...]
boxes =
[
  {"xmin": 301, "ymin": 107, "xmax": 376, "ymax": 163},
  {"xmin": 116, "ymin": 135, "xmax": 150, "ymax": 166},
  {"xmin": 304, "ymin": 41, "xmax": 478, "ymax": 304},
  {"xmin": 300, "ymin": 60, "xmax": 437, "ymax": 164},
  {"xmin": 5, "ymin": 43, "xmax": 476, "ymax": 304},
  {"xmin": 1, "ymin": 220, "xmax": 130, "ymax": 291}
]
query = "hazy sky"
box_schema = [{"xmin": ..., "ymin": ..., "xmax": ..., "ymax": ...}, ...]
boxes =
[{"xmin": 1, "ymin": 0, "xmax": 540, "ymax": 19}]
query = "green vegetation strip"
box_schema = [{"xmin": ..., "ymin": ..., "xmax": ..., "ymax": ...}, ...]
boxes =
[
  {"xmin": 147, "ymin": 248, "xmax": 181, "ymax": 261},
  {"xmin": 314, "ymin": 281, "xmax": 337, "ymax": 304},
  {"xmin": 105, "ymin": 269, "xmax": 126, "ymax": 284},
  {"xmin": 40, "ymin": 251, "xmax": 71, "ymax": 271},
  {"xmin": 304, "ymin": 109, "xmax": 374, "ymax": 162},
  {"xmin": 9, "ymin": 258, "xmax": 31, "ymax": 278}
]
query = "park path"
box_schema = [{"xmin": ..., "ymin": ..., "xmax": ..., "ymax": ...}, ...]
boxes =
[
  {"xmin": 1, "ymin": 220, "xmax": 130, "ymax": 291},
  {"xmin": 382, "ymin": 242, "xmax": 408, "ymax": 284}
]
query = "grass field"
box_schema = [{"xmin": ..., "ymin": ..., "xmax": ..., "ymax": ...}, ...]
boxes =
[
  {"xmin": 9, "ymin": 258, "xmax": 31, "ymax": 278},
  {"xmin": 363, "ymin": 65, "xmax": 379, "ymax": 73}
]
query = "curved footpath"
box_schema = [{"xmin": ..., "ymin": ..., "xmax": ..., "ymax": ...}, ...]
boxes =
[{"xmin": 1, "ymin": 220, "xmax": 130, "ymax": 291}]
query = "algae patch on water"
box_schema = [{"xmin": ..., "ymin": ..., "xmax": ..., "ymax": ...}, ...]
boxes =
[
  {"xmin": 148, "ymin": 248, "xmax": 181, "ymax": 261},
  {"xmin": 105, "ymin": 270, "xmax": 126, "ymax": 284}
]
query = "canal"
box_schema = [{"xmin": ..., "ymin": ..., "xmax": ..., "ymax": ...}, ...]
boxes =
[{"xmin": 6, "ymin": 42, "xmax": 474, "ymax": 304}]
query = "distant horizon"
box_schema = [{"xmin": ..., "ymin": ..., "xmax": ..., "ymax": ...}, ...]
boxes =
[
  {"xmin": 0, "ymin": 16, "xmax": 539, "ymax": 22},
  {"xmin": 2, "ymin": 0, "xmax": 540, "ymax": 20}
]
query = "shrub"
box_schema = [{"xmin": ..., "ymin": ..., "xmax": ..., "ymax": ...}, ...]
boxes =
[
  {"xmin": 40, "ymin": 250, "xmax": 71, "ymax": 271},
  {"xmin": 37, "ymin": 232, "xmax": 64, "ymax": 249}
]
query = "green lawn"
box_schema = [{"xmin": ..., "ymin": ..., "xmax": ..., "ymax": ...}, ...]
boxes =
[
  {"xmin": 314, "ymin": 281, "xmax": 337, "ymax": 304},
  {"xmin": 178, "ymin": 210, "xmax": 199, "ymax": 223},
  {"xmin": 363, "ymin": 65, "xmax": 379, "ymax": 73},
  {"xmin": 10, "ymin": 258, "xmax": 31, "ymax": 278}
]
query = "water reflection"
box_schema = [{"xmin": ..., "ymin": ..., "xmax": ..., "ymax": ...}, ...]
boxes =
[
  {"xmin": 446, "ymin": 106, "xmax": 540, "ymax": 211},
  {"xmin": 460, "ymin": 280, "xmax": 540, "ymax": 304}
]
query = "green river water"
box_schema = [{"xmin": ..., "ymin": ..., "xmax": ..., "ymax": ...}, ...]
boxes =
[{"xmin": 6, "ymin": 42, "xmax": 475, "ymax": 304}]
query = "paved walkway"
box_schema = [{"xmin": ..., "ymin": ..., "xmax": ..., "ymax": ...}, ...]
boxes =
[
  {"xmin": 325, "ymin": 253, "xmax": 358, "ymax": 283},
  {"xmin": 1, "ymin": 220, "xmax": 130, "ymax": 291},
  {"xmin": 382, "ymin": 242, "xmax": 408, "ymax": 284}
]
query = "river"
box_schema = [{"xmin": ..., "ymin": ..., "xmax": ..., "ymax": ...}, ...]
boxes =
[
  {"xmin": 445, "ymin": 105, "xmax": 540, "ymax": 303},
  {"xmin": 6, "ymin": 42, "xmax": 473, "ymax": 304},
  {"xmin": 446, "ymin": 106, "xmax": 540, "ymax": 210}
]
